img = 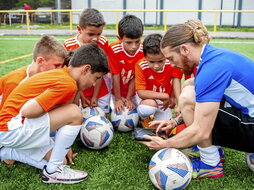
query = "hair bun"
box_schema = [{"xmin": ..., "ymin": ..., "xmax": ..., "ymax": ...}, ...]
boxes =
[{"xmin": 185, "ymin": 19, "xmax": 211, "ymax": 45}]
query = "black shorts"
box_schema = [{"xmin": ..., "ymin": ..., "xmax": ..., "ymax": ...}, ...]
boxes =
[{"xmin": 212, "ymin": 99, "xmax": 254, "ymax": 152}]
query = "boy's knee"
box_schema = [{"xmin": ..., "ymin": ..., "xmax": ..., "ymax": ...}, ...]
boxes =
[
  {"xmin": 140, "ymin": 99, "xmax": 158, "ymax": 108},
  {"xmin": 137, "ymin": 102, "xmax": 157, "ymax": 119},
  {"xmin": 67, "ymin": 104, "xmax": 83, "ymax": 125}
]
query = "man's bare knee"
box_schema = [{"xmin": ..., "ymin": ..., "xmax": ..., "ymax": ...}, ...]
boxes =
[
  {"xmin": 182, "ymin": 78, "xmax": 194, "ymax": 89},
  {"xmin": 179, "ymin": 86, "xmax": 195, "ymax": 111}
]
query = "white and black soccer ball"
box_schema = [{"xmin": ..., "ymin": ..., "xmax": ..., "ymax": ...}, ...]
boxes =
[
  {"xmin": 80, "ymin": 115, "xmax": 114, "ymax": 150},
  {"xmin": 110, "ymin": 107, "xmax": 139, "ymax": 132},
  {"xmin": 245, "ymin": 152, "xmax": 254, "ymax": 172},
  {"xmin": 149, "ymin": 148, "xmax": 193, "ymax": 190},
  {"xmin": 82, "ymin": 106, "xmax": 105, "ymax": 122}
]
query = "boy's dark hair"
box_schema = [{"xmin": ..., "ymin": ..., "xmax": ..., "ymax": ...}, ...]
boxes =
[
  {"xmin": 62, "ymin": 50, "xmax": 75, "ymax": 67},
  {"xmin": 79, "ymin": 8, "xmax": 105, "ymax": 28},
  {"xmin": 69, "ymin": 44, "xmax": 109, "ymax": 74},
  {"xmin": 143, "ymin": 33, "xmax": 163, "ymax": 56},
  {"xmin": 118, "ymin": 15, "xmax": 144, "ymax": 39}
]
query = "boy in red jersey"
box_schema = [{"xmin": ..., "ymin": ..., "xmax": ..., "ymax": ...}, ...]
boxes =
[
  {"xmin": 64, "ymin": 8, "xmax": 111, "ymax": 114},
  {"xmin": 135, "ymin": 34, "xmax": 182, "ymax": 128},
  {"xmin": 0, "ymin": 44, "xmax": 109, "ymax": 184},
  {"xmin": 108, "ymin": 15, "xmax": 144, "ymax": 112}
]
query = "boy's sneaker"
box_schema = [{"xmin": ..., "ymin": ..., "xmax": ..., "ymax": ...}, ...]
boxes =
[
  {"xmin": 186, "ymin": 145, "xmax": 225, "ymax": 162},
  {"xmin": 192, "ymin": 158, "xmax": 224, "ymax": 179},
  {"xmin": 41, "ymin": 165, "xmax": 88, "ymax": 184},
  {"xmin": 245, "ymin": 153, "xmax": 254, "ymax": 172},
  {"xmin": 141, "ymin": 115, "xmax": 154, "ymax": 129}
]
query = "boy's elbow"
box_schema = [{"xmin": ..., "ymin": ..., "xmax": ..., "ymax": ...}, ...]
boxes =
[{"xmin": 21, "ymin": 108, "xmax": 33, "ymax": 118}]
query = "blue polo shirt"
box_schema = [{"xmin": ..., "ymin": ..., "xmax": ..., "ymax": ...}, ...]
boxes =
[{"xmin": 195, "ymin": 44, "xmax": 254, "ymax": 117}]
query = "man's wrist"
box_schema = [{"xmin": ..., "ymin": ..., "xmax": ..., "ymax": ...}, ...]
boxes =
[{"xmin": 173, "ymin": 119, "xmax": 178, "ymax": 127}]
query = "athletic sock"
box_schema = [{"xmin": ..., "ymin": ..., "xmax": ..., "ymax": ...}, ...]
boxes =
[
  {"xmin": 137, "ymin": 105, "xmax": 157, "ymax": 119},
  {"xmin": 46, "ymin": 125, "xmax": 81, "ymax": 173},
  {"xmin": 0, "ymin": 147, "xmax": 47, "ymax": 169},
  {"xmin": 198, "ymin": 145, "xmax": 220, "ymax": 166},
  {"xmin": 216, "ymin": 145, "xmax": 222, "ymax": 149}
]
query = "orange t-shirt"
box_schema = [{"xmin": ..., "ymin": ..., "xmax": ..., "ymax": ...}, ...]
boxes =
[
  {"xmin": 108, "ymin": 40, "xmax": 144, "ymax": 98},
  {"xmin": 0, "ymin": 65, "xmax": 28, "ymax": 110},
  {"xmin": 64, "ymin": 35, "xmax": 109, "ymax": 99},
  {"xmin": 0, "ymin": 67, "xmax": 77, "ymax": 131},
  {"xmin": 135, "ymin": 59, "xmax": 182, "ymax": 95}
]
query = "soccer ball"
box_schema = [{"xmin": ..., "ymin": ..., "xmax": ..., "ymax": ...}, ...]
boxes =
[
  {"xmin": 245, "ymin": 153, "xmax": 254, "ymax": 172},
  {"xmin": 82, "ymin": 106, "xmax": 105, "ymax": 122},
  {"xmin": 80, "ymin": 115, "xmax": 114, "ymax": 150},
  {"xmin": 110, "ymin": 107, "xmax": 139, "ymax": 132},
  {"xmin": 149, "ymin": 148, "xmax": 193, "ymax": 190}
]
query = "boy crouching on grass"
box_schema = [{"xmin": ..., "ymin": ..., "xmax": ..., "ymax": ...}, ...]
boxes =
[
  {"xmin": 108, "ymin": 15, "xmax": 144, "ymax": 113},
  {"xmin": 0, "ymin": 44, "xmax": 109, "ymax": 184},
  {"xmin": 135, "ymin": 34, "xmax": 182, "ymax": 128},
  {"xmin": 64, "ymin": 8, "xmax": 111, "ymax": 114}
]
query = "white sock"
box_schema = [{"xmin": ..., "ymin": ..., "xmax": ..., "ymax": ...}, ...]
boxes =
[
  {"xmin": 0, "ymin": 147, "xmax": 47, "ymax": 169},
  {"xmin": 46, "ymin": 125, "xmax": 81, "ymax": 173},
  {"xmin": 198, "ymin": 145, "xmax": 220, "ymax": 166},
  {"xmin": 216, "ymin": 145, "xmax": 221, "ymax": 150},
  {"xmin": 137, "ymin": 105, "xmax": 157, "ymax": 119}
]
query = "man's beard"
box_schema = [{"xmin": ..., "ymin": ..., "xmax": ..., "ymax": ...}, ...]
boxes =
[{"xmin": 181, "ymin": 55, "xmax": 194, "ymax": 75}]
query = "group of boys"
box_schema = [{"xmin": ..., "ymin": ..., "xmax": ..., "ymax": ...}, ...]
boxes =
[{"xmin": 0, "ymin": 8, "xmax": 189, "ymax": 184}]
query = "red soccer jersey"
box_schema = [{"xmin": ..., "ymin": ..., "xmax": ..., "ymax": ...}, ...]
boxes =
[
  {"xmin": 135, "ymin": 59, "xmax": 182, "ymax": 95},
  {"xmin": 64, "ymin": 34, "xmax": 109, "ymax": 99},
  {"xmin": 0, "ymin": 67, "xmax": 77, "ymax": 131},
  {"xmin": 108, "ymin": 40, "xmax": 144, "ymax": 98},
  {"xmin": 0, "ymin": 65, "xmax": 28, "ymax": 110}
]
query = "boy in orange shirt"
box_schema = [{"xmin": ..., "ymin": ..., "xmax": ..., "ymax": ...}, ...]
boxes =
[
  {"xmin": 108, "ymin": 15, "xmax": 144, "ymax": 112},
  {"xmin": 64, "ymin": 8, "xmax": 111, "ymax": 114},
  {"xmin": 0, "ymin": 44, "xmax": 109, "ymax": 184},
  {"xmin": 0, "ymin": 36, "xmax": 80, "ymax": 165},
  {"xmin": 135, "ymin": 34, "xmax": 182, "ymax": 128},
  {"xmin": 0, "ymin": 36, "xmax": 66, "ymax": 110}
]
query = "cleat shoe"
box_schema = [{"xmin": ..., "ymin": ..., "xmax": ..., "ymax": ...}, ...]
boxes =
[
  {"xmin": 192, "ymin": 159, "xmax": 224, "ymax": 179},
  {"xmin": 218, "ymin": 147, "xmax": 225, "ymax": 162},
  {"xmin": 141, "ymin": 115, "xmax": 154, "ymax": 129},
  {"xmin": 41, "ymin": 165, "xmax": 88, "ymax": 184},
  {"xmin": 187, "ymin": 145, "xmax": 200, "ymax": 159},
  {"xmin": 245, "ymin": 153, "xmax": 254, "ymax": 172},
  {"xmin": 186, "ymin": 145, "xmax": 225, "ymax": 162}
]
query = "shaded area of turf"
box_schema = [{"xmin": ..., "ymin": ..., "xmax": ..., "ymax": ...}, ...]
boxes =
[{"xmin": 1, "ymin": 132, "xmax": 254, "ymax": 190}]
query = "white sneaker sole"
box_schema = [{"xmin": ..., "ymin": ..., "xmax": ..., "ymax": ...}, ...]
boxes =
[{"xmin": 42, "ymin": 173, "xmax": 88, "ymax": 184}]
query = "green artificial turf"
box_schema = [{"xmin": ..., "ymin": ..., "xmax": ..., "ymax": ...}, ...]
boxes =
[{"xmin": 1, "ymin": 36, "xmax": 254, "ymax": 190}]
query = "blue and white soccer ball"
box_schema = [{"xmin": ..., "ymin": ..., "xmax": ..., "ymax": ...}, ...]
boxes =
[
  {"xmin": 149, "ymin": 148, "xmax": 193, "ymax": 190},
  {"xmin": 80, "ymin": 115, "xmax": 114, "ymax": 150},
  {"xmin": 110, "ymin": 107, "xmax": 139, "ymax": 132},
  {"xmin": 82, "ymin": 106, "xmax": 105, "ymax": 122}
]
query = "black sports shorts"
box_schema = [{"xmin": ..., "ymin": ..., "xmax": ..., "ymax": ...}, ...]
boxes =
[{"xmin": 212, "ymin": 99, "xmax": 254, "ymax": 152}]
